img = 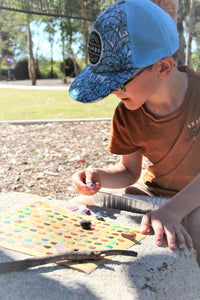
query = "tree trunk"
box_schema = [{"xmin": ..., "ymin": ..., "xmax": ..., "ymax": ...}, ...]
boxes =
[
  {"xmin": 27, "ymin": 21, "xmax": 36, "ymax": 85},
  {"xmin": 70, "ymin": 47, "xmax": 78, "ymax": 77},
  {"xmin": 66, "ymin": 18, "xmax": 79, "ymax": 77},
  {"xmin": 83, "ymin": 20, "xmax": 89, "ymax": 66},
  {"xmin": 50, "ymin": 38, "xmax": 54, "ymax": 78},
  {"xmin": 62, "ymin": 38, "xmax": 66, "ymax": 82},
  {"xmin": 82, "ymin": 1, "xmax": 90, "ymax": 66},
  {"xmin": 177, "ymin": 0, "xmax": 185, "ymax": 65},
  {"xmin": 151, "ymin": 0, "xmax": 179, "ymax": 24},
  {"xmin": 185, "ymin": 0, "xmax": 195, "ymax": 66},
  {"xmin": 151, "ymin": 0, "xmax": 180, "ymax": 62}
]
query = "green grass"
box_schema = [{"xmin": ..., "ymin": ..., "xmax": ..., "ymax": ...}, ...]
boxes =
[{"xmin": 0, "ymin": 89, "xmax": 120, "ymax": 120}]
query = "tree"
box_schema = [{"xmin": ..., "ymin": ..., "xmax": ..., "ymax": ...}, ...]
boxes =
[
  {"xmin": 152, "ymin": 0, "xmax": 200, "ymax": 68},
  {"xmin": 185, "ymin": 0, "xmax": 196, "ymax": 66},
  {"xmin": 151, "ymin": 0, "xmax": 179, "ymax": 23},
  {"xmin": 81, "ymin": 0, "xmax": 107, "ymax": 66},
  {"xmin": 59, "ymin": 18, "xmax": 80, "ymax": 77},
  {"xmin": 43, "ymin": 17, "xmax": 57, "ymax": 78},
  {"xmin": 0, "ymin": 10, "xmax": 37, "ymax": 84},
  {"xmin": 177, "ymin": 0, "xmax": 186, "ymax": 65},
  {"xmin": 82, "ymin": 1, "xmax": 90, "ymax": 66},
  {"xmin": 27, "ymin": 18, "xmax": 36, "ymax": 85},
  {"xmin": 0, "ymin": 10, "xmax": 27, "ymax": 64},
  {"xmin": 151, "ymin": 0, "xmax": 192, "ymax": 65}
]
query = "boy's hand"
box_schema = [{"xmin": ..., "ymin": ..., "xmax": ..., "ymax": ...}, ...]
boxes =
[
  {"xmin": 140, "ymin": 207, "xmax": 193, "ymax": 250},
  {"xmin": 72, "ymin": 168, "xmax": 101, "ymax": 195}
]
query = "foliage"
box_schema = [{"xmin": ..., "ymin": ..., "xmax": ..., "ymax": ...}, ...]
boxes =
[
  {"xmin": 0, "ymin": 10, "xmax": 27, "ymax": 64},
  {"xmin": 0, "ymin": 0, "xmax": 104, "ymax": 22},
  {"xmin": 14, "ymin": 59, "xmax": 29, "ymax": 80},
  {"xmin": 76, "ymin": 57, "xmax": 86, "ymax": 71},
  {"xmin": 0, "ymin": 66, "xmax": 8, "ymax": 80},
  {"xmin": 38, "ymin": 57, "xmax": 62, "ymax": 78},
  {"xmin": 191, "ymin": 46, "xmax": 200, "ymax": 70},
  {"xmin": 42, "ymin": 16, "xmax": 58, "ymax": 78},
  {"xmin": 12, "ymin": 57, "xmax": 63, "ymax": 80},
  {"xmin": 60, "ymin": 57, "xmax": 81, "ymax": 77},
  {"xmin": 192, "ymin": 0, "xmax": 200, "ymax": 46}
]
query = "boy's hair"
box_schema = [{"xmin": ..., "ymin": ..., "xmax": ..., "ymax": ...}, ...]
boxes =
[{"xmin": 69, "ymin": 0, "xmax": 179, "ymax": 103}]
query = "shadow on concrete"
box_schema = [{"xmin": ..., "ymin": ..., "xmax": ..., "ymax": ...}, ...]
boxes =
[
  {"xmin": 0, "ymin": 249, "xmax": 99, "ymax": 300},
  {"xmin": 87, "ymin": 204, "xmax": 143, "ymax": 225},
  {"xmin": 1, "ymin": 241, "xmax": 200, "ymax": 299}
]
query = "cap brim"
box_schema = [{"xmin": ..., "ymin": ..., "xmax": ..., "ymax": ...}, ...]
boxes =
[{"xmin": 69, "ymin": 65, "xmax": 138, "ymax": 103}]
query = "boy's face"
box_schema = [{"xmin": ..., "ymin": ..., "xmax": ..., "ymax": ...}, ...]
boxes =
[{"xmin": 113, "ymin": 66, "xmax": 160, "ymax": 110}]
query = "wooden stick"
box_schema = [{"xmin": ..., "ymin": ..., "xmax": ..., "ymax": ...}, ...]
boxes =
[{"xmin": 0, "ymin": 249, "xmax": 138, "ymax": 273}]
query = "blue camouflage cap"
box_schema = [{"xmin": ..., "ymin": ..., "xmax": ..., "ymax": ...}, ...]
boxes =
[{"xmin": 69, "ymin": 0, "xmax": 179, "ymax": 103}]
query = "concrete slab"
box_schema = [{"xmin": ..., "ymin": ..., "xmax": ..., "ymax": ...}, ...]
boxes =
[{"xmin": 0, "ymin": 192, "xmax": 199, "ymax": 300}]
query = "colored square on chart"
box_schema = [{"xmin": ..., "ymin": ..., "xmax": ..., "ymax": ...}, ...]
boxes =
[{"xmin": 0, "ymin": 202, "xmax": 145, "ymax": 273}]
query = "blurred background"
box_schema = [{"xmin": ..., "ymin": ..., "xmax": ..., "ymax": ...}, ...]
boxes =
[{"xmin": 0, "ymin": 0, "xmax": 199, "ymax": 85}]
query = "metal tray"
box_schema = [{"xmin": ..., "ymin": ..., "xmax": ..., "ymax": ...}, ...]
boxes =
[{"xmin": 94, "ymin": 191, "xmax": 170, "ymax": 213}]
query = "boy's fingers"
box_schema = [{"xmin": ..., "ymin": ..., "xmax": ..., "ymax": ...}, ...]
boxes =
[
  {"xmin": 72, "ymin": 172, "xmax": 85, "ymax": 185},
  {"xmin": 171, "ymin": 226, "xmax": 187, "ymax": 250},
  {"xmin": 73, "ymin": 182, "xmax": 100, "ymax": 195},
  {"xmin": 178, "ymin": 227, "xmax": 193, "ymax": 249},
  {"xmin": 184, "ymin": 235, "xmax": 193, "ymax": 249},
  {"xmin": 85, "ymin": 172, "xmax": 94, "ymax": 185},
  {"xmin": 164, "ymin": 226, "xmax": 176, "ymax": 250},
  {"xmin": 152, "ymin": 221, "xmax": 164, "ymax": 247},
  {"xmin": 72, "ymin": 179, "xmax": 86, "ymax": 192},
  {"xmin": 140, "ymin": 213, "xmax": 151, "ymax": 233},
  {"xmin": 164, "ymin": 225, "xmax": 193, "ymax": 250},
  {"xmin": 140, "ymin": 210, "xmax": 194, "ymax": 251},
  {"xmin": 72, "ymin": 170, "xmax": 102, "ymax": 195}
]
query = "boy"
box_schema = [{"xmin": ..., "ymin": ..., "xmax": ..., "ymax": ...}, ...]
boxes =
[{"xmin": 69, "ymin": 0, "xmax": 200, "ymax": 254}]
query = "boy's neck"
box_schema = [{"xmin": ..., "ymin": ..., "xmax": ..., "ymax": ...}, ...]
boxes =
[{"xmin": 144, "ymin": 67, "xmax": 188, "ymax": 119}]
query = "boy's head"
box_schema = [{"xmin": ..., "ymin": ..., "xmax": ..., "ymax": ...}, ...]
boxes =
[{"xmin": 69, "ymin": 0, "xmax": 179, "ymax": 103}]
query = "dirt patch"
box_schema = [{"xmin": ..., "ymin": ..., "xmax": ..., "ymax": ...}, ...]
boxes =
[
  {"xmin": 0, "ymin": 121, "xmax": 116, "ymax": 200},
  {"xmin": 0, "ymin": 120, "xmax": 149, "ymax": 201}
]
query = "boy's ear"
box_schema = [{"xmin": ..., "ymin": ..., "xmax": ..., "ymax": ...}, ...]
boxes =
[{"xmin": 157, "ymin": 57, "xmax": 174, "ymax": 78}]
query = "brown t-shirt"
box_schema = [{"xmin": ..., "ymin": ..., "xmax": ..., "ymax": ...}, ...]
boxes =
[{"xmin": 108, "ymin": 66, "xmax": 200, "ymax": 196}]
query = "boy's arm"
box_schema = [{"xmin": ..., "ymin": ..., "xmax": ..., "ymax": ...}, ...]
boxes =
[
  {"xmin": 72, "ymin": 150, "xmax": 143, "ymax": 195},
  {"xmin": 140, "ymin": 172, "xmax": 200, "ymax": 250}
]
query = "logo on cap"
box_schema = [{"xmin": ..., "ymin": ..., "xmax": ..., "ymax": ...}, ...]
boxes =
[{"xmin": 88, "ymin": 30, "xmax": 102, "ymax": 66}]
